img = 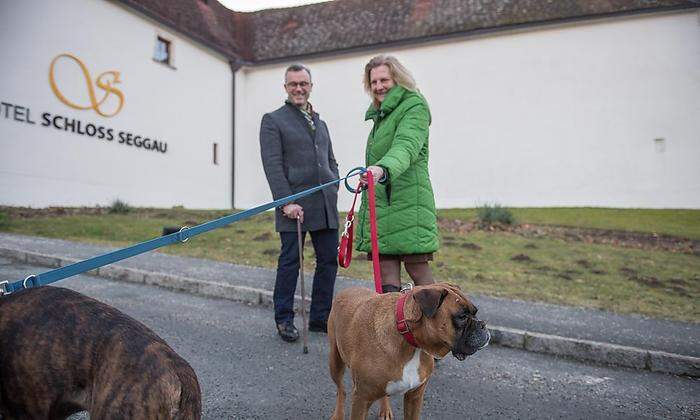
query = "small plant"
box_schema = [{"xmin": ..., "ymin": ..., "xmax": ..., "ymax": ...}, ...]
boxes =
[
  {"xmin": 108, "ymin": 199, "xmax": 132, "ymax": 214},
  {"xmin": 476, "ymin": 203, "xmax": 515, "ymax": 227}
]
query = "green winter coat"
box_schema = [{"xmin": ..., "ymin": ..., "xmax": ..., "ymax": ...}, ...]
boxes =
[{"xmin": 356, "ymin": 85, "xmax": 439, "ymax": 255}]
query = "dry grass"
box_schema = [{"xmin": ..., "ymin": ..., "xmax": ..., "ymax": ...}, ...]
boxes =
[{"xmin": 1, "ymin": 206, "xmax": 698, "ymax": 322}]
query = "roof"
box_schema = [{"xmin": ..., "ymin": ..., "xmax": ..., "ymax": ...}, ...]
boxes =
[
  {"xmin": 116, "ymin": 0, "xmax": 248, "ymax": 61},
  {"xmin": 119, "ymin": 0, "xmax": 700, "ymax": 64}
]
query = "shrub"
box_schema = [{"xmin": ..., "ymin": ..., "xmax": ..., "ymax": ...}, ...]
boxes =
[
  {"xmin": 108, "ymin": 199, "xmax": 132, "ymax": 214},
  {"xmin": 0, "ymin": 211, "xmax": 7, "ymax": 227},
  {"xmin": 476, "ymin": 203, "xmax": 515, "ymax": 227}
]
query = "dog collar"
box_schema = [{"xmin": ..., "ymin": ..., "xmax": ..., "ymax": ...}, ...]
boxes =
[{"xmin": 396, "ymin": 291, "xmax": 420, "ymax": 348}]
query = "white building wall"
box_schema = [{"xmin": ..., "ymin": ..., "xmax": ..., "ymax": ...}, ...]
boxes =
[
  {"xmin": 236, "ymin": 10, "xmax": 700, "ymax": 210},
  {"xmin": 0, "ymin": 0, "xmax": 232, "ymax": 209}
]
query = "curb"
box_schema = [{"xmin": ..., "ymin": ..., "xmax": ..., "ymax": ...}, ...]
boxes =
[{"xmin": 2, "ymin": 247, "xmax": 699, "ymax": 378}]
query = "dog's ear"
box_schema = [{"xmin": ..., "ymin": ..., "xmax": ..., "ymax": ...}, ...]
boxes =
[{"xmin": 413, "ymin": 288, "xmax": 448, "ymax": 318}]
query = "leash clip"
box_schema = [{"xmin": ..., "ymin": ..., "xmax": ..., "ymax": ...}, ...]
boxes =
[
  {"xmin": 400, "ymin": 283, "xmax": 413, "ymax": 293},
  {"xmin": 341, "ymin": 216, "xmax": 354, "ymax": 237},
  {"xmin": 0, "ymin": 281, "xmax": 9, "ymax": 296}
]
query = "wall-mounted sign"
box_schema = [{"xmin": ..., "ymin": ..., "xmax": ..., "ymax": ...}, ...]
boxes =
[
  {"xmin": 0, "ymin": 53, "xmax": 167, "ymax": 154},
  {"xmin": 49, "ymin": 53, "xmax": 125, "ymax": 118}
]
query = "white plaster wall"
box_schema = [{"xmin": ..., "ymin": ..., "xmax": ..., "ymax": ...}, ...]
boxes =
[
  {"xmin": 236, "ymin": 10, "xmax": 700, "ymax": 210},
  {"xmin": 0, "ymin": 0, "xmax": 232, "ymax": 209}
]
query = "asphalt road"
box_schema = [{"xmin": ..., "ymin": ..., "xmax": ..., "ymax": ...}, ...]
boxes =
[{"xmin": 1, "ymin": 257, "xmax": 698, "ymax": 419}]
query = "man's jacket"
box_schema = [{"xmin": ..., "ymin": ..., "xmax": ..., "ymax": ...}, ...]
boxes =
[
  {"xmin": 356, "ymin": 85, "xmax": 439, "ymax": 254},
  {"xmin": 260, "ymin": 102, "xmax": 339, "ymax": 232}
]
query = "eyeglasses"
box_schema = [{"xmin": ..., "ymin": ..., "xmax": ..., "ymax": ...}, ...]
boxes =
[{"xmin": 285, "ymin": 81, "xmax": 310, "ymax": 88}]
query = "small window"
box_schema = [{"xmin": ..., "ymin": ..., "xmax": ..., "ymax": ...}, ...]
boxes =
[
  {"xmin": 654, "ymin": 138, "xmax": 666, "ymax": 153},
  {"xmin": 153, "ymin": 36, "xmax": 172, "ymax": 65},
  {"xmin": 213, "ymin": 142, "xmax": 219, "ymax": 165}
]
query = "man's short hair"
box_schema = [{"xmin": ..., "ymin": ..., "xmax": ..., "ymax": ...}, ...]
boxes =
[{"xmin": 285, "ymin": 63, "xmax": 312, "ymax": 82}]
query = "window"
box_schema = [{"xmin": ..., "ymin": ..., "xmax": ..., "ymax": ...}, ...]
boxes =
[{"xmin": 153, "ymin": 36, "xmax": 172, "ymax": 66}]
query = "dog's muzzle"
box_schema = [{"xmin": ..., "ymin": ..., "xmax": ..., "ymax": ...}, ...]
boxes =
[{"xmin": 452, "ymin": 320, "xmax": 490, "ymax": 361}]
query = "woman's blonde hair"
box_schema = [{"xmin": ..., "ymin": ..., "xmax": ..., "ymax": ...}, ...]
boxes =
[{"xmin": 363, "ymin": 55, "xmax": 417, "ymax": 94}]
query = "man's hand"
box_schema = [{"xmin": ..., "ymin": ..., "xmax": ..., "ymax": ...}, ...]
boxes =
[
  {"xmin": 359, "ymin": 165, "xmax": 385, "ymax": 187},
  {"xmin": 282, "ymin": 203, "xmax": 304, "ymax": 223}
]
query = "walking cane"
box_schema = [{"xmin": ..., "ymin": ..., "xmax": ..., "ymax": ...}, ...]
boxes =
[{"xmin": 297, "ymin": 217, "xmax": 309, "ymax": 354}]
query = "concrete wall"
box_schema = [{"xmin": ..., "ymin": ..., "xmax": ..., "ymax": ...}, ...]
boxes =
[
  {"xmin": 236, "ymin": 10, "xmax": 700, "ymax": 210},
  {"xmin": 0, "ymin": 0, "xmax": 232, "ymax": 209}
]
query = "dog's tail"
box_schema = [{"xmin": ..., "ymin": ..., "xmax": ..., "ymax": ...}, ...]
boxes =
[{"xmin": 173, "ymin": 358, "xmax": 202, "ymax": 420}]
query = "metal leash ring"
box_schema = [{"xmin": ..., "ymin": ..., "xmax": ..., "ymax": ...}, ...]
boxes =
[
  {"xmin": 178, "ymin": 226, "xmax": 190, "ymax": 243},
  {"xmin": 344, "ymin": 167, "xmax": 367, "ymax": 193},
  {"xmin": 23, "ymin": 275, "xmax": 37, "ymax": 289}
]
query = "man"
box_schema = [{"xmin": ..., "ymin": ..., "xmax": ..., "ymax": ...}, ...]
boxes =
[{"xmin": 260, "ymin": 64, "xmax": 340, "ymax": 342}]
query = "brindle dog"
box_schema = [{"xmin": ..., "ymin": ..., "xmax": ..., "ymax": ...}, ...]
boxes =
[{"xmin": 0, "ymin": 286, "xmax": 201, "ymax": 419}]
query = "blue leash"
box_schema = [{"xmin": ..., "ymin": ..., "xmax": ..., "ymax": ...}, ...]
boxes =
[{"xmin": 0, "ymin": 168, "xmax": 366, "ymax": 296}]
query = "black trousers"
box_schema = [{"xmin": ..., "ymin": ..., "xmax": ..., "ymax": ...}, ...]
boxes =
[{"xmin": 274, "ymin": 228, "xmax": 338, "ymax": 324}]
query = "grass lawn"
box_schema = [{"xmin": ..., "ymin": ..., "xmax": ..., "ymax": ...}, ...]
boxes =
[
  {"xmin": 440, "ymin": 208, "xmax": 700, "ymax": 240},
  {"xmin": 1, "ymin": 207, "xmax": 698, "ymax": 322}
]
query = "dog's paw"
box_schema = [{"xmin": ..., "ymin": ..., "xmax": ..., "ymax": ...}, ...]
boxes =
[
  {"xmin": 377, "ymin": 409, "xmax": 394, "ymax": 420},
  {"xmin": 378, "ymin": 396, "xmax": 394, "ymax": 420},
  {"xmin": 330, "ymin": 407, "xmax": 345, "ymax": 420}
]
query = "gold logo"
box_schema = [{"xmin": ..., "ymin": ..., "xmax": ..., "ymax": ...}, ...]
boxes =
[{"xmin": 49, "ymin": 53, "xmax": 125, "ymax": 117}]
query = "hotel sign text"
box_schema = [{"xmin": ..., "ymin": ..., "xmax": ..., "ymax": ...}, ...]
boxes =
[{"xmin": 0, "ymin": 53, "xmax": 167, "ymax": 154}]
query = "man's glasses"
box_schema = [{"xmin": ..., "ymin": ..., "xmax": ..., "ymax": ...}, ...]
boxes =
[{"xmin": 285, "ymin": 81, "xmax": 310, "ymax": 88}]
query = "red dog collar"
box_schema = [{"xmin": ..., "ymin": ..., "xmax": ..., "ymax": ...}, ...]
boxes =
[{"xmin": 396, "ymin": 291, "xmax": 420, "ymax": 348}]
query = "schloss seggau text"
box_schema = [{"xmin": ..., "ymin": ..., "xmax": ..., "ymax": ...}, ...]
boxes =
[{"xmin": 1, "ymin": 100, "xmax": 168, "ymax": 154}]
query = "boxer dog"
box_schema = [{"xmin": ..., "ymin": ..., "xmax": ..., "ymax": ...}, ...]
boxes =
[
  {"xmin": 327, "ymin": 283, "xmax": 490, "ymax": 420},
  {"xmin": 0, "ymin": 286, "xmax": 201, "ymax": 419}
]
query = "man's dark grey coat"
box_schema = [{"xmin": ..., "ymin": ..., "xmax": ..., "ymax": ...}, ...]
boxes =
[{"xmin": 260, "ymin": 103, "xmax": 339, "ymax": 232}]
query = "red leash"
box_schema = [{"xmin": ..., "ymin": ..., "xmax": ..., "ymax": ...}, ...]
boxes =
[
  {"xmin": 338, "ymin": 169, "xmax": 419, "ymax": 348},
  {"xmin": 367, "ymin": 172, "xmax": 382, "ymax": 294},
  {"xmin": 338, "ymin": 171, "xmax": 383, "ymax": 294},
  {"xmin": 337, "ymin": 189, "xmax": 359, "ymax": 268}
]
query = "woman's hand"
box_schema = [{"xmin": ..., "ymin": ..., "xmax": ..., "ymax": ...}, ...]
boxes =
[{"xmin": 359, "ymin": 165, "xmax": 385, "ymax": 187}]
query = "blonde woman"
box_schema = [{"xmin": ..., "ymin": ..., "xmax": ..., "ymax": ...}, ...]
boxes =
[{"xmin": 357, "ymin": 55, "xmax": 439, "ymax": 293}]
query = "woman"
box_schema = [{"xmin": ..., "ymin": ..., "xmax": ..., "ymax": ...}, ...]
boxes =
[{"xmin": 356, "ymin": 55, "xmax": 439, "ymax": 293}]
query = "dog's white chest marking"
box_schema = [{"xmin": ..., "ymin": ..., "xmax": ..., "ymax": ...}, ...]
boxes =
[{"xmin": 385, "ymin": 348, "xmax": 424, "ymax": 396}]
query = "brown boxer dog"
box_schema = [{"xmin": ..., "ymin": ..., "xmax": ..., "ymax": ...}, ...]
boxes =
[
  {"xmin": 328, "ymin": 283, "xmax": 490, "ymax": 420},
  {"xmin": 0, "ymin": 286, "xmax": 201, "ymax": 419}
]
